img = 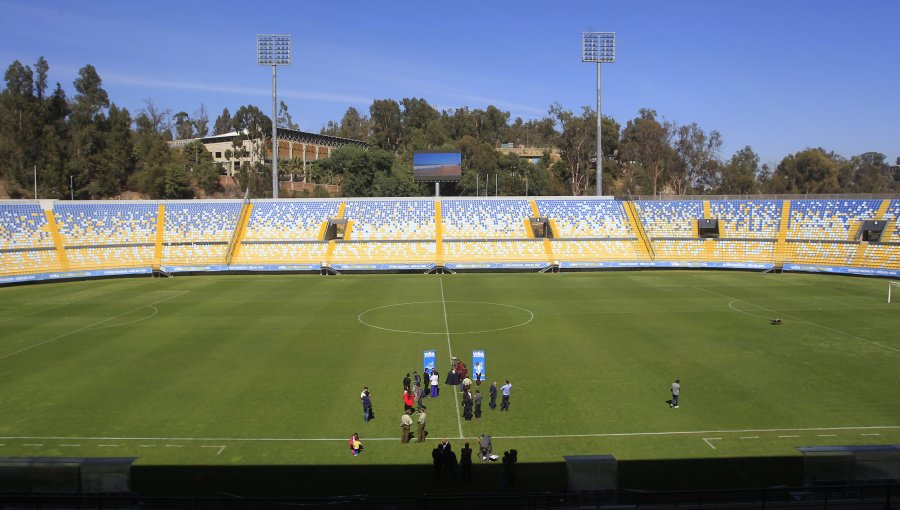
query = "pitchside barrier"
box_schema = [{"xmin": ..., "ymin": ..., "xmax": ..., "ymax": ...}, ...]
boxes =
[{"xmin": 0, "ymin": 457, "xmax": 134, "ymax": 495}]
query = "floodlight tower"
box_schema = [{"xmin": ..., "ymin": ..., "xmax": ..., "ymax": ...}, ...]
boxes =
[
  {"xmin": 257, "ymin": 34, "xmax": 292, "ymax": 198},
  {"xmin": 582, "ymin": 32, "xmax": 615, "ymax": 196}
]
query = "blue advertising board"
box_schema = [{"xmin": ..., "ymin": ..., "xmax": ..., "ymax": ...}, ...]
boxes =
[
  {"xmin": 424, "ymin": 350, "xmax": 437, "ymax": 374},
  {"xmin": 472, "ymin": 350, "xmax": 486, "ymax": 383}
]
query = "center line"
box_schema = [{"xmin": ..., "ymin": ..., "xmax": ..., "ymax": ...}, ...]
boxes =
[{"xmin": 440, "ymin": 278, "xmax": 464, "ymax": 439}]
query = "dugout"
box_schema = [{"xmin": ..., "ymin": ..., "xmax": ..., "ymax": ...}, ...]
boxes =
[
  {"xmin": 0, "ymin": 457, "xmax": 135, "ymax": 495},
  {"xmin": 800, "ymin": 445, "xmax": 900, "ymax": 485}
]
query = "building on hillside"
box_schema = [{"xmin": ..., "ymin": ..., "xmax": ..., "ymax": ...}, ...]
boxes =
[
  {"xmin": 168, "ymin": 129, "xmax": 367, "ymax": 180},
  {"xmin": 497, "ymin": 143, "xmax": 561, "ymax": 165}
]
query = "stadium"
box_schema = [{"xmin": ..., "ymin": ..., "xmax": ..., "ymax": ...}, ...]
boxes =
[{"xmin": 0, "ymin": 196, "xmax": 899, "ymax": 507}]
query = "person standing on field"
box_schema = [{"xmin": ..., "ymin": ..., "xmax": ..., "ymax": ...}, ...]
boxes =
[
  {"xmin": 401, "ymin": 409, "xmax": 413, "ymax": 443},
  {"xmin": 670, "ymin": 379, "xmax": 680, "ymax": 408},
  {"xmin": 362, "ymin": 390, "xmax": 372, "ymax": 422},
  {"xmin": 500, "ymin": 380, "xmax": 512, "ymax": 411},
  {"xmin": 430, "ymin": 369, "xmax": 440, "ymax": 397},
  {"xmin": 489, "ymin": 381, "xmax": 498, "ymax": 410},
  {"xmin": 417, "ymin": 408, "xmax": 427, "ymax": 443}
]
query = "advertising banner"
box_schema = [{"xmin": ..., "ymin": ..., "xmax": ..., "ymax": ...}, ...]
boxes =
[
  {"xmin": 472, "ymin": 350, "xmax": 486, "ymax": 383},
  {"xmin": 423, "ymin": 350, "xmax": 437, "ymax": 374}
]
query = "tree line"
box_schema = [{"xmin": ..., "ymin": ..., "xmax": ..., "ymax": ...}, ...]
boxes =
[{"xmin": 1, "ymin": 57, "xmax": 896, "ymax": 200}]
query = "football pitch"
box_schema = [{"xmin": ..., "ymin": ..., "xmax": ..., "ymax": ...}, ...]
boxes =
[{"xmin": 0, "ymin": 270, "xmax": 897, "ymax": 467}]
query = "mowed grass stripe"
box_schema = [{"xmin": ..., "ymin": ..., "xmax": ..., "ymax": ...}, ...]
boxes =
[{"xmin": 0, "ymin": 271, "xmax": 896, "ymax": 465}]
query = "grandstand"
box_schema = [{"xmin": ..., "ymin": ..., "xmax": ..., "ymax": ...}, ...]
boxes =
[{"xmin": 2, "ymin": 196, "xmax": 900, "ymax": 282}]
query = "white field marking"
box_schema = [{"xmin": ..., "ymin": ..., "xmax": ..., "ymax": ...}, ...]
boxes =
[
  {"xmin": 60, "ymin": 444, "xmax": 81, "ymax": 447},
  {"xmin": 740, "ymin": 436, "xmax": 760, "ymax": 439},
  {"xmin": 817, "ymin": 434, "xmax": 838, "ymax": 437},
  {"xmin": 702, "ymin": 438, "xmax": 721, "ymax": 449},
  {"xmin": 0, "ymin": 291, "xmax": 189, "ymax": 362},
  {"xmin": 357, "ymin": 300, "xmax": 534, "ymax": 335},
  {"xmin": 440, "ymin": 279, "xmax": 464, "ymax": 440},
  {"xmin": 23, "ymin": 444, "xmax": 43, "ymax": 447},
  {"xmin": 139, "ymin": 445, "xmax": 157, "ymax": 448},
  {"xmin": 3, "ymin": 426, "xmax": 897, "ymax": 444},
  {"xmin": 98, "ymin": 444, "xmax": 119, "ymax": 447},
  {"xmin": 91, "ymin": 306, "xmax": 158, "ymax": 331},
  {"xmin": 202, "ymin": 445, "xmax": 227, "ymax": 455},
  {"xmin": 696, "ymin": 286, "xmax": 900, "ymax": 355},
  {"xmin": 814, "ymin": 296, "xmax": 898, "ymax": 318},
  {"xmin": 165, "ymin": 444, "xmax": 183, "ymax": 448},
  {"xmin": 861, "ymin": 433, "xmax": 881, "ymax": 436}
]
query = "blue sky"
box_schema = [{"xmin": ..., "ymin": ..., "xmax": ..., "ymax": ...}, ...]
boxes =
[{"xmin": 1, "ymin": 0, "xmax": 897, "ymax": 167}]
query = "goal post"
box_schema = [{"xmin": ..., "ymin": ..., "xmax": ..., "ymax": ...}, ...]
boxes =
[{"xmin": 888, "ymin": 281, "xmax": 900, "ymax": 303}]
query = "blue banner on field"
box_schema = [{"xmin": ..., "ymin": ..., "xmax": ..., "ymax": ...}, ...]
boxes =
[
  {"xmin": 423, "ymin": 350, "xmax": 436, "ymax": 374},
  {"xmin": 472, "ymin": 350, "xmax": 486, "ymax": 382}
]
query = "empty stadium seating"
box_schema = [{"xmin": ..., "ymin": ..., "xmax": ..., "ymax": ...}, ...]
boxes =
[
  {"xmin": 343, "ymin": 200, "xmax": 435, "ymax": 240},
  {"xmin": 0, "ymin": 248, "xmax": 61, "ymax": 275},
  {"xmin": 786, "ymin": 199, "xmax": 881, "ymax": 241},
  {"xmin": 0, "ymin": 202, "xmax": 54, "ymax": 249},
  {"xmin": 2, "ymin": 198, "xmax": 900, "ymax": 279},
  {"xmin": 536, "ymin": 199, "xmax": 635, "ymax": 238},
  {"xmin": 331, "ymin": 241, "xmax": 436, "ymax": 263},
  {"xmin": 443, "ymin": 240, "xmax": 547, "ymax": 262},
  {"xmin": 54, "ymin": 202, "xmax": 158, "ymax": 246},
  {"xmin": 635, "ymin": 200, "xmax": 702, "ymax": 238},
  {"xmin": 710, "ymin": 200, "xmax": 781, "ymax": 239},
  {"xmin": 244, "ymin": 200, "xmax": 338, "ymax": 241},
  {"xmin": 550, "ymin": 239, "xmax": 647, "ymax": 261},
  {"xmin": 233, "ymin": 241, "xmax": 329, "ymax": 265},
  {"xmin": 163, "ymin": 201, "xmax": 242, "ymax": 243},
  {"xmin": 441, "ymin": 199, "xmax": 531, "ymax": 239}
]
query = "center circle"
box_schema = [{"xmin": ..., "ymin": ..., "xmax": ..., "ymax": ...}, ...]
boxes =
[{"xmin": 357, "ymin": 301, "xmax": 534, "ymax": 335}]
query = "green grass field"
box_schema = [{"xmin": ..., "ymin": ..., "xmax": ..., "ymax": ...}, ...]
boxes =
[{"xmin": 0, "ymin": 271, "xmax": 897, "ymax": 467}]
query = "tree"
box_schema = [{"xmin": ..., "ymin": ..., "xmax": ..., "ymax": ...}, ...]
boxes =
[
  {"xmin": 34, "ymin": 57, "xmax": 49, "ymax": 100},
  {"xmin": 369, "ymin": 99, "xmax": 402, "ymax": 151},
  {"xmin": 213, "ymin": 107, "xmax": 232, "ymax": 135},
  {"xmin": 549, "ymin": 103, "xmax": 596, "ymax": 196},
  {"xmin": 337, "ymin": 107, "xmax": 370, "ymax": 140},
  {"xmin": 671, "ymin": 122, "xmax": 723, "ymax": 194},
  {"xmin": 66, "ymin": 65, "xmax": 111, "ymax": 198},
  {"xmin": 173, "ymin": 111, "xmax": 193, "ymax": 140},
  {"xmin": 194, "ymin": 103, "xmax": 209, "ymax": 138},
  {"xmin": 311, "ymin": 145, "xmax": 396, "ymax": 197},
  {"xmin": 231, "ymin": 105, "xmax": 271, "ymax": 136},
  {"xmin": 139, "ymin": 98, "xmax": 171, "ymax": 138},
  {"xmin": 619, "ymin": 109, "xmax": 676, "ymax": 196},
  {"xmin": 847, "ymin": 152, "xmax": 893, "ymax": 193},
  {"xmin": 179, "ymin": 140, "xmax": 220, "ymax": 195},
  {"xmin": 277, "ymin": 100, "xmax": 299, "ymax": 130},
  {"xmin": 769, "ymin": 148, "xmax": 841, "ymax": 194},
  {"xmin": 718, "ymin": 146, "xmax": 759, "ymax": 195}
]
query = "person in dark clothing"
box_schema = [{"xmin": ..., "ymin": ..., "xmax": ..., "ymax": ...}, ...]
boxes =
[
  {"xmin": 403, "ymin": 373, "xmax": 411, "ymax": 391},
  {"xmin": 460, "ymin": 442, "xmax": 473, "ymax": 483},
  {"xmin": 489, "ymin": 381, "xmax": 498, "ymax": 410},
  {"xmin": 432, "ymin": 445, "xmax": 442, "ymax": 481},
  {"xmin": 501, "ymin": 449, "xmax": 518, "ymax": 489},
  {"xmin": 473, "ymin": 390, "xmax": 483, "ymax": 419},
  {"xmin": 462, "ymin": 390, "xmax": 473, "ymax": 421},
  {"xmin": 362, "ymin": 391, "xmax": 372, "ymax": 422}
]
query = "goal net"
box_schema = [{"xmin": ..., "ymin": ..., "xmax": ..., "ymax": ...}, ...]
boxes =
[{"xmin": 888, "ymin": 281, "xmax": 900, "ymax": 303}]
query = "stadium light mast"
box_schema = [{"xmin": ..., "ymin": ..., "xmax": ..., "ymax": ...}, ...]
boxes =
[
  {"xmin": 582, "ymin": 32, "xmax": 615, "ymax": 197},
  {"xmin": 257, "ymin": 34, "xmax": 292, "ymax": 199}
]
